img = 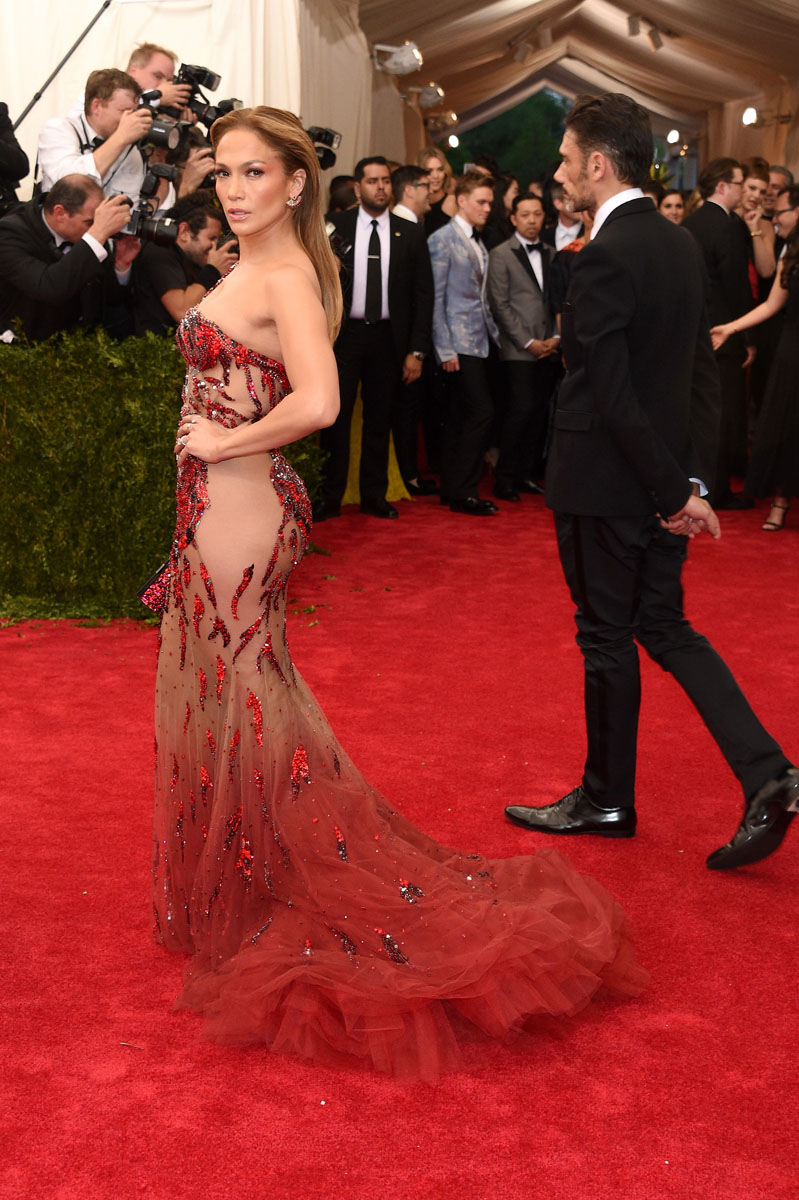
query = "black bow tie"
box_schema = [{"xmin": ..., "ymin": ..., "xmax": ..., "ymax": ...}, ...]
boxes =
[
  {"xmin": 471, "ymin": 229, "xmax": 483, "ymax": 246},
  {"xmin": 525, "ymin": 241, "xmax": 542, "ymax": 252},
  {"xmin": 91, "ymin": 136, "xmax": 104, "ymax": 150}
]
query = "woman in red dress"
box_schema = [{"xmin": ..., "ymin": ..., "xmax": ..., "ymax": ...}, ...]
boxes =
[{"xmin": 151, "ymin": 106, "xmax": 645, "ymax": 1078}]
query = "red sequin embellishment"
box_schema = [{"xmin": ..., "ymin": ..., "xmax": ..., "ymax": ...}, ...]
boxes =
[
  {"xmin": 183, "ymin": 701, "xmax": 191, "ymax": 734},
  {"xmin": 208, "ymin": 616, "xmax": 230, "ymax": 648},
  {"xmin": 200, "ymin": 764, "xmax": 212, "ymax": 806},
  {"xmin": 334, "ymin": 825, "xmax": 349, "ymax": 863},
  {"xmin": 216, "ymin": 656, "xmax": 225, "ymax": 703},
  {"xmin": 231, "ymin": 565, "xmax": 254, "ymax": 620},
  {"xmin": 182, "ymin": 556, "xmax": 191, "ymax": 588},
  {"xmin": 170, "ymin": 755, "xmax": 179, "ymax": 793},
  {"xmin": 246, "ymin": 692, "xmax": 264, "ymax": 747},
  {"xmin": 192, "ymin": 594, "xmax": 204, "ymax": 637},
  {"xmin": 233, "ymin": 616, "xmax": 262, "ymax": 665},
  {"xmin": 399, "ymin": 879, "xmax": 425, "ymax": 903},
  {"xmin": 228, "ymin": 728, "xmax": 241, "ymax": 780},
  {"xmin": 198, "ymin": 667, "xmax": 207, "ymax": 710},
  {"xmin": 223, "ymin": 804, "xmax": 242, "ymax": 849},
  {"xmin": 375, "ymin": 929, "xmax": 409, "ymax": 964},
  {"xmin": 256, "ymin": 632, "xmax": 287, "ymax": 684},
  {"xmin": 235, "ymin": 835, "xmax": 253, "ymax": 887},
  {"xmin": 205, "ymin": 729, "xmax": 217, "ymax": 757},
  {"xmin": 178, "ymin": 613, "xmax": 187, "ymax": 670},
  {"xmin": 199, "ymin": 562, "xmax": 217, "ymax": 609},
  {"xmin": 329, "ymin": 926, "xmax": 357, "ymax": 956},
  {"xmin": 291, "ymin": 745, "xmax": 312, "ymax": 796},
  {"xmin": 253, "ymin": 768, "xmax": 265, "ymax": 799}
]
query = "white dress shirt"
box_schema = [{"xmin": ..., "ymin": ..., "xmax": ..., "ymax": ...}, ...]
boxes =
[
  {"xmin": 590, "ymin": 188, "xmax": 644, "ymax": 239},
  {"xmin": 554, "ymin": 217, "xmax": 582, "ymax": 251},
  {"xmin": 514, "ymin": 231, "xmax": 544, "ymax": 290},
  {"xmin": 392, "ymin": 203, "xmax": 417, "ymax": 224},
  {"xmin": 38, "ymin": 113, "xmax": 145, "ymax": 205},
  {"xmin": 349, "ymin": 205, "xmax": 390, "ymax": 320}
]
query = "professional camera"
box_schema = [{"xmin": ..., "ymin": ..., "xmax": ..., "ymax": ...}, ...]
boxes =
[
  {"xmin": 325, "ymin": 222, "xmax": 352, "ymax": 260},
  {"xmin": 306, "ymin": 126, "xmax": 341, "ymax": 171},
  {"xmin": 136, "ymin": 89, "xmax": 189, "ymax": 153},
  {"xmin": 162, "ymin": 64, "xmax": 242, "ymax": 128},
  {"xmin": 117, "ymin": 164, "xmax": 178, "ymax": 246}
]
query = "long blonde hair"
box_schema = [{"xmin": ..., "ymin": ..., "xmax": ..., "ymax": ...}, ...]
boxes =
[{"xmin": 210, "ymin": 106, "xmax": 342, "ymax": 342}]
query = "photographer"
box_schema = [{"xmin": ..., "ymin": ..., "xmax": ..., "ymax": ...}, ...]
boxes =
[
  {"xmin": 125, "ymin": 43, "xmax": 193, "ymax": 117},
  {"xmin": 38, "ymin": 69, "xmax": 151, "ymax": 204},
  {"xmin": 0, "ymin": 101, "xmax": 29, "ymax": 218},
  {"xmin": 0, "ymin": 174, "xmax": 137, "ymax": 340},
  {"xmin": 133, "ymin": 193, "xmax": 237, "ymax": 335}
]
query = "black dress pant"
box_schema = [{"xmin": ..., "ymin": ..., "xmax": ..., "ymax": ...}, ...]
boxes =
[
  {"xmin": 495, "ymin": 358, "xmax": 557, "ymax": 488},
  {"xmin": 555, "ymin": 511, "xmax": 790, "ymax": 809},
  {"xmin": 711, "ymin": 350, "xmax": 748, "ymax": 500},
  {"xmin": 321, "ymin": 320, "xmax": 400, "ymax": 507},
  {"xmin": 441, "ymin": 354, "xmax": 494, "ymax": 501},
  {"xmin": 391, "ymin": 375, "xmax": 422, "ymax": 484}
]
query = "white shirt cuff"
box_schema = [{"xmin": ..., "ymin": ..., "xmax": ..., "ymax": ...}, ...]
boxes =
[
  {"xmin": 82, "ymin": 232, "xmax": 107, "ymax": 261},
  {"xmin": 689, "ymin": 477, "xmax": 708, "ymax": 497}
]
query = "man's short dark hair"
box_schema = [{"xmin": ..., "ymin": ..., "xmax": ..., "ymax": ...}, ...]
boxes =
[
  {"xmin": 353, "ymin": 156, "xmax": 389, "ymax": 183},
  {"xmin": 770, "ymin": 164, "xmax": 795, "ymax": 187},
  {"xmin": 391, "ymin": 164, "xmax": 428, "ymax": 200},
  {"xmin": 167, "ymin": 191, "xmax": 221, "ymax": 237},
  {"xmin": 511, "ymin": 191, "xmax": 544, "ymax": 215},
  {"xmin": 84, "ymin": 69, "xmax": 141, "ymax": 116},
  {"xmin": 43, "ymin": 174, "xmax": 104, "ymax": 215},
  {"xmin": 777, "ymin": 185, "xmax": 799, "ymax": 210},
  {"xmin": 455, "ymin": 169, "xmax": 494, "ymax": 199},
  {"xmin": 564, "ymin": 93, "xmax": 653, "ymax": 188},
  {"xmin": 698, "ymin": 157, "xmax": 740, "ymax": 200}
]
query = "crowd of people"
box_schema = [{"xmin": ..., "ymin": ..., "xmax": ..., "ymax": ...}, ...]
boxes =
[{"xmin": 0, "ymin": 45, "xmax": 797, "ymax": 527}]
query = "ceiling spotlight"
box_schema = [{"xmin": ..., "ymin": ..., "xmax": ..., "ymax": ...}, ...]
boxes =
[
  {"xmin": 742, "ymin": 106, "xmax": 758, "ymax": 126},
  {"xmin": 628, "ymin": 14, "xmax": 640, "ymax": 36},
  {"xmin": 666, "ymin": 128, "xmax": 680, "ymax": 144},
  {"xmin": 372, "ymin": 42, "xmax": 423, "ymax": 75},
  {"xmin": 647, "ymin": 26, "xmax": 663, "ymax": 50},
  {"xmin": 448, "ymin": 134, "xmax": 459, "ymax": 148},
  {"xmin": 407, "ymin": 83, "xmax": 445, "ymax": 108}
]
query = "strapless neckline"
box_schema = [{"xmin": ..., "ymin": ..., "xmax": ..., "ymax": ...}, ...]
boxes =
[{"xmin": 185, "ymin": 307, "xmax": 289, "ymax": 383}]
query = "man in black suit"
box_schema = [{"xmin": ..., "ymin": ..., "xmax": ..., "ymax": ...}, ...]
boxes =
[
  {"xmin": 0, "ymin": 174, "xmax": 138, "ymax": 341},
  {"xmin": 505, "ymin": 93, "xmax": 797, "ymax": 870},
  {"xmin": 318, "ymin": 155, "xmax": 434, "ymax": 519},
  {"xmin": 683, "ymin": 158, "xmax": 756, "ymax": 509},
  {"xmin": 541, "ymin": 183, "xmax": 584, "ymax": 251}
]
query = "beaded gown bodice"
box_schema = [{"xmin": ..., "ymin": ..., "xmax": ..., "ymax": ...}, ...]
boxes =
[{"xmin": 151, "ymin": 304, "xmax": 645, "ymax": 1078}]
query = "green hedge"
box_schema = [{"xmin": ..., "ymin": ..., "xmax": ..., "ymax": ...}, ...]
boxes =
[{"xmin": 0, "ymin": 329, "xmax": 324, "ymax": 620}]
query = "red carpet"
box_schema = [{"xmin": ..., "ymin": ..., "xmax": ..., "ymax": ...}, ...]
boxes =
[{"xmin": 3, "ymin": 495, "xmax": 798, "ymax": 1199}]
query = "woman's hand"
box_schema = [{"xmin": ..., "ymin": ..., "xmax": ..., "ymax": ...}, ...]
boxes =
[
  {"xmin": 710, "ymin": 323, "xmax": 732, "ymax": 351},
  {"xmin": 175, "ymin": 414, "xmax": 232, "ymax": 466}
]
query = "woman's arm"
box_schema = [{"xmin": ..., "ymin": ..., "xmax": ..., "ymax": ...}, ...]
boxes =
[
  {"xmin": 745, "ymin": 212, "xmax": 776, "ymax": 278},
  {"xmin": 710, "ymin": 260, "xmax": 788, "ymax": 350},
  {"xmin": 177, "ymin": 266, "xmax": 339, "ymax": 465}
]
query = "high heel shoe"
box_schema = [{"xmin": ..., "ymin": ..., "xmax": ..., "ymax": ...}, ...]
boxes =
[{"xmin": 762, "ymin": 500, "xmax": 789, "ymax": 531}]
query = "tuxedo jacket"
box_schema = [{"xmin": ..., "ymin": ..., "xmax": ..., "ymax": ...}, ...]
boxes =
[
  {"xmin": 428, "ymin": 219, "xmax": 500, "ymax": 361},
  {"xmin": 328, "ymin": 207, "xmax": 433, "ymax": 362},
  {"xmin": 545, "ymin": 197, "xmax": 720, "ymax": 519},
  {"xmin": 682, "ymin": 201, "xmax": 752, "ymax": 358},
  {"xmin": 486, "ymin": 234, "xmax": 556, "ymax": 361},
  {"xmin": 0, "ymin": 196, "xmax": 113, "ymax": 340}
]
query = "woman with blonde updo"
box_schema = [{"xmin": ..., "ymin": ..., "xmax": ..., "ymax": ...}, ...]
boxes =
[{"xmin": 417, "ymin": 144, "xmax": 457, "ymax": 236}]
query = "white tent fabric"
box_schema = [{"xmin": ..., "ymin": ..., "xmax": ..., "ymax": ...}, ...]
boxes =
[{"xmin": 3, "ymin": 0, "xmax": 798, "ymax": 197}]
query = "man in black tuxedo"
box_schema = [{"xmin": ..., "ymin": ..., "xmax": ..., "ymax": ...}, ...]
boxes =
[
  {"xmin": 683, "ymin": 158, "xmax": 755, "ymax": 508},
  {"xmin": 505, "ymin": 93, "xmax": 797, "ymax": 870},
  {"xmin": 0, "ymin": 174, "xmax": 138, "ymax": 341},
  {"xmin": 318, "ymin": 156, "xmax": 434, "ymax": 519}
]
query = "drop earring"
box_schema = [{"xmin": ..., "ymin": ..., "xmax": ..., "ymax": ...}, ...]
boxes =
[{"xmin": 286, "ymin": 194, "xmax": 302, "ymax": 209}]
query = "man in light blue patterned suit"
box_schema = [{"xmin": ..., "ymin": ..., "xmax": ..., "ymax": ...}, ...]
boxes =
[{"xmin": 429, "ymin": 171, "xmax": 501, "ymax": 515}]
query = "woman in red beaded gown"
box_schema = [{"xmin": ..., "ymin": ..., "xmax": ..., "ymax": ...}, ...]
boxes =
[{"xmin": 150, "ymin": 107, "xmax": 646, "ymax": 1078}]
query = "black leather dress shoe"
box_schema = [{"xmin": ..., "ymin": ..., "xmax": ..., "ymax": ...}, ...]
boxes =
[
  {"xmin": 405, "ymin": 477, "xmax": 439, "ymax": 496},
  {"xmin": 706, "ymin": 768, "xmax": 799, "ymax": 869},
  {"xmin": 517, "ymin": 478, "xmax": 545, "ymax": 495},
  {"xmin": 450, "ymin": 497, "xmax": 499, "ymax": 515},
  {"xmin": 505, "ymin": 786, "xmax": 637, "ymax": 838},
  {"xmin": 360, "ymin": 499, "xmax": 398, "ymax": 519},
  {"xmin": 493, "ymin": 485, "xmax": 520, "ymax": 501}
]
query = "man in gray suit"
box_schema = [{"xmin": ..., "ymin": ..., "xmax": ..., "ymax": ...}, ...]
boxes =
[
  {"xmin": 429, "ymin": 170, "xmax": 501, "ymax": 515},
  {"xmin": 487, "ymin": 192, "xmax": 560, "ymax": 501}
]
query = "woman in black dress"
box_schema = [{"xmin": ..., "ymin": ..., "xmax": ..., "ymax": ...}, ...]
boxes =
[{"xmin": 711, "ymin": 197, "xmax": 799, "ymax": 531}]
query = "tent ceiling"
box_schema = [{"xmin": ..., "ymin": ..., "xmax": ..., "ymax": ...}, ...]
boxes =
[{"xmin": 359, "ymin": 0, "xmax": 799, "ymax": 135}]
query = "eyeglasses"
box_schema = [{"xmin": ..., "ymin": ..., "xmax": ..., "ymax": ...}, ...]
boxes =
[
  {"xmin": 773, "ymin": 208, "xmax": 795, "ymax": 216},
  {"xmin": 413, "ymin": 181, "xmax": 430, "ymax": 189}
]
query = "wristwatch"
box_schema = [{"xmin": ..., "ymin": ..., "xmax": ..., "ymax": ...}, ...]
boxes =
[{"xmin": 411, "ymin": 350, "xmax": 425, "ymax": 360}]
